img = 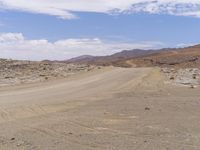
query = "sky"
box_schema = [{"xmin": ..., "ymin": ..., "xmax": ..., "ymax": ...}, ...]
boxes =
[{"xmin": 0, "ymin": 0, "xmax": 200, "ymax": 60}]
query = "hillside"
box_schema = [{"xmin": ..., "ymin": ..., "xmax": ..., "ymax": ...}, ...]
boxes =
[
  {"xmin": 66, "ymin": 45, "xmax": 200, "ymax": 68},
  {"xmin": 66, "ymin": 49, "xmax": 164, "ymax": 66},
  {"xmin": 119, "ymin": 44, "xmax": 200, "ymax": 68}
]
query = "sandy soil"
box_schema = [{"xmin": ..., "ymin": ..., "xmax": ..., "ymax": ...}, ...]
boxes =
[{"xmin": 0, "ymin": 67, "xmax": 200, "ymax": 150}]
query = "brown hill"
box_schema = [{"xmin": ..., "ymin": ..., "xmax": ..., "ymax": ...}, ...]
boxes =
[
  {"xmin": 117, "ymin": 44, "xmax": 200, "ymax": 68},
  {"xmin": 66, "ymin": 44, "xmax": 200, "ymax": 68},
  {"xmin": 66, "ymin": 49, "xmax": 170, "ymax": 66}
]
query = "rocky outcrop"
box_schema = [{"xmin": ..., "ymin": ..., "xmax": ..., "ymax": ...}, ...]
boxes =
[
  {"xmin": 162, "ymin": 68, "xmax": 200, "ymax": 87},
  {"xmin": 0, "ymin": 59, "xmax": 97, "ymax": 86}
]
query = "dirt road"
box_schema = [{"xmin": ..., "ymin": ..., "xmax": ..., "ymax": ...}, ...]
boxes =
[{"xmin": 0, "ymin": 67, "xmax": 200, "ymax": 150}]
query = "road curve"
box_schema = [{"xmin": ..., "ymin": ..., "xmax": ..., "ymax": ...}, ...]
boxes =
[{"xmin": 0, "ymin": 67, "xmax": 200, "ymax": 150}]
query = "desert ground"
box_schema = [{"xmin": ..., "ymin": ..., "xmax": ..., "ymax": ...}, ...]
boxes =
[{"xmin": 0, "ymin": 66, "xmax": 200, "ymax": 150}]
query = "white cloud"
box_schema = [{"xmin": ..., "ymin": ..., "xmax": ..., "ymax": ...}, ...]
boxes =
[
  {"xmin": 0, "ymin": 33, "xmax": 163, "ymax": 60},
  {"xmin": 0, "ymin": 33, "xmax": 24, "ymax": 42},
  {"xmin": 176, "ymin": 43, "xmax": 198, "ymax": 48},
  {"xmin": 0, "ymin": 0, "xmax": 200, "ymax": 19},
  {"xmin": 127, "ymin": 0, "xmax": 200, "ymax": 18}
]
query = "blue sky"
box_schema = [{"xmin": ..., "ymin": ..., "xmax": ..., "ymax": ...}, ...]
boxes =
[{"xmin": 0, "ymin": 0, "xmax": 200, "ymax": 60}]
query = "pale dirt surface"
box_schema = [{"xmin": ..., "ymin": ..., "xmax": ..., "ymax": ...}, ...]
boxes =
[{"xmin": 0, "ymin": 67, "xmax": 200, "ymax": 150}]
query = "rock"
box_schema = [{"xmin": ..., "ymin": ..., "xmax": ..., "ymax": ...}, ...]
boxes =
[
  {"xmin": 4, "ymin": 76, "xmax": 14, "ymax": 79},
  {"xmin": 39, "ymin": 74, "xmax": 46, "ymax": 77},
  {"xmin": 190, "ymin": 85, "xmax": 195, "ymax": 89},
  {"xmin": 145, "ymin": 107, "xmax": 150, "ymax": 111},
  {"xmin": 193, "ymin": 74, "xmax": 197, "ymax": 79},
  {"xmin": 16, "ymin": 140, "xmax": 25, "ymax": 146}
]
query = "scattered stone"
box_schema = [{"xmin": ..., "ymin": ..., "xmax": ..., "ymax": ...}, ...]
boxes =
[
  {"xmin": 162, "ymin": 68, "xmax": 200, "ymax": 87},
  {"xmin": 0, "ymin": 59, "xmax": 98, "ymax": 87},
  {"xmin": 145, "ymin": 107, "xmax": 150, "ymax": 111},
  {"xmin": 39, "ymin": 74, "xmax": 46, "ymax": 77},
  {"xmin": 10, "ymin": 138, "xmax": 15, "ymax": 141},
  {"xmin": 190, "ymin": 85, "xmax": 195, "ymax": 89},
  {"xmin": 17, "ymin": 140, "xmax": 25, "ymax": 146}
]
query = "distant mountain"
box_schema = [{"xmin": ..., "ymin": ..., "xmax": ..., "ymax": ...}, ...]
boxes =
[
  {"xmin": 66, "ymin": 44, "xmax": 200, "ymax": 68},
  {"xmin": 114, "ymin": 44, "xmax": 200, "ymax": 68},
  {"xmin": 65, "ymin": 49, "xmax": 165, "ymax": 65},
  {"xmin": 66, "ymin": 55, "xmax": 94, "ymax": 63},
  {"xmin": 110, "ymin": 49, "xmax": 156, "ymax": 58}
]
